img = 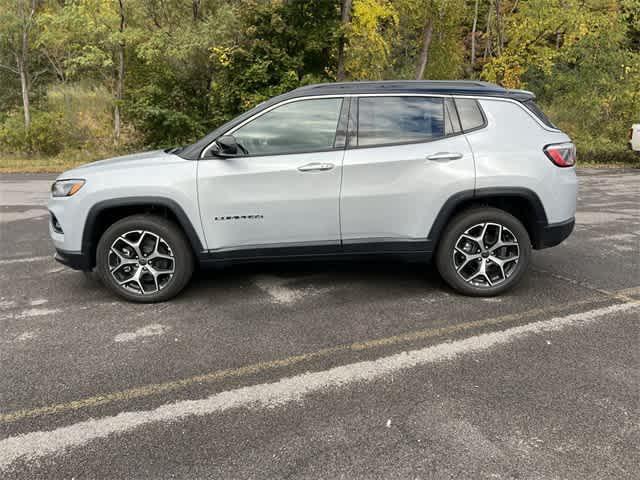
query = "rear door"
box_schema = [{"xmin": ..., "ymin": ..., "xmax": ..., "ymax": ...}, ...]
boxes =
[
  {"xmin": 340, "ymin": 95, "xmax": 475, "ymax": 250},
  {"xmin": 197, "ymin": 96, "xmax": 346, "ymax": 252}
]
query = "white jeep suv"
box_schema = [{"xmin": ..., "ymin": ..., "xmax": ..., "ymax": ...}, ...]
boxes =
[{"xmin": 49, "ymin": 81, "xmax": 577, "ymax": 302}]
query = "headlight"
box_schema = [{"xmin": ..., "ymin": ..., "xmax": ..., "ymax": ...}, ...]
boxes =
[{"xmin": 51, "ymin": 179, "xmax": 85, "ymax": 197}]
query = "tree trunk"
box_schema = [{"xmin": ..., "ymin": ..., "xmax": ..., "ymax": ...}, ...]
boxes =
[
  {"xmin": 470, "ymin": 0, "xmax": 479, "ymax": 67},
  {"xmin": 18, "ymin": 0, "xmax": 37, "ymax": 131},
  {"xmin": 336, "ymin": 0, "xmax": 353, "ymax": 81},
  {"xmin": 483, "ymin": 6, "xmax": 493, "ymax": 61},
  {"xmin": 415, "ymin": 18, "xmax": 434, "ymax": 80},
  {"xmin": 192, "ymin": 0, "xmax": 201, "ymax": 22},
  {"xmin": 18, "ymin": 57, "xmax": 30, "ymax": 131},
  {"xmin": 114, "ymin": 0, "xmax": 126, "ymax": 144},
  {"xmin": 494, "ymin": 0, "xmax": 503, "ymax": 55}
]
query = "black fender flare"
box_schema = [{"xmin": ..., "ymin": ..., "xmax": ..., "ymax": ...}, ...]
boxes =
[
  {"xmin": 427, "ymin": 187, "xmax": 549, "ymax": 248},
  {"xmin": 81, "ymin": 196, "xmax": 205, "ymax": 267}
]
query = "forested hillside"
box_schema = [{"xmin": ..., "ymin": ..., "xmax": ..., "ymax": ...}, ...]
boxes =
[{"xmin": 1, "ymin": 0, "xmax": 638, "ymax": 169}]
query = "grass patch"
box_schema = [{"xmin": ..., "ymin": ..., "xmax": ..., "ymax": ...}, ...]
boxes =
[
  {"xmin": 578, "ymin": 160, "xmax": 640, "ymax": 169},
  {"xmin": 0, "ymin": 156, "xmax": 89, "ymax": 173},
  {"xmin": 577, "ymin": 149, "xmax": 640, "ymax": 168},
  {"xmin": 0, "ymin": 150, "xmax": 123, "ymax": 173}
]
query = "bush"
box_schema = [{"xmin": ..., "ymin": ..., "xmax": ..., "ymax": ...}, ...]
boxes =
[
  {"xmin": 0, "ymin": 110, "xmax": 76, "ymax": 156},
  {"xmin": 577, "ymin": 148, "xmax": 640, "ymax": 166}
]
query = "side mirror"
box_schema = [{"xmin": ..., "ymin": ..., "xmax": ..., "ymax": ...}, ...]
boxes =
[{"xmin": 213, "ymin": 135, "xmax": 240, "ymax": 157}]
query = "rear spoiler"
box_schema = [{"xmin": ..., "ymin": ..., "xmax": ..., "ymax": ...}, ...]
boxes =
[{"xmin": 505, "ymin": 88, "xmax": 536, "ymax": 102}]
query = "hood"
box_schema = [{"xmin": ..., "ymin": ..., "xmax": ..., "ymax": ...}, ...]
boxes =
[{"xmin": 58, "ymin": 150, "xmax": 182, "ymax": 179}]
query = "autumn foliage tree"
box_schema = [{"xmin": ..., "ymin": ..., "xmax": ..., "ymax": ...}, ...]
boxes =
[{"xmin": 0, "ymin": 0, "xmax": 638, "ymax": 164}]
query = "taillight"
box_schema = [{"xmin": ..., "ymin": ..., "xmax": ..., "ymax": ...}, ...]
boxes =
[{"xmin": 544, "ymin": 142, "xmax": 576, "ymax": 167}]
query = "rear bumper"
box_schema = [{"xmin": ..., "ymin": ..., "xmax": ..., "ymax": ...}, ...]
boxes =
[
  {"xmin": 533, "ymin": 217, "xmax": 575, "ymax": 249},
  {"xmin": 54, "ymin": 249, "xmax": 93, "ymax": 271}
]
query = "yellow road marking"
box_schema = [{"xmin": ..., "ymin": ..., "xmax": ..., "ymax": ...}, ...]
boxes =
[
  {"xmin": 617, "ymin": 285, "xmax": 640, "ymax": 297},
  {"xmin": 532, "ymin": 268, "xmax": 640, "ymax": 304},
  {"xmin": 0, "ymin": 290, "xmax": 636, "ymax": 425}
]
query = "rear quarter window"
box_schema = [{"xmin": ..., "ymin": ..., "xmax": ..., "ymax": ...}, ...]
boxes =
[
  {"xmin": 521, "ymin": 99, "xmax": 557, "ymax": 129},
  {"xmin": 454, "ymin": 98, "xmax": 486, "ymax": 131}
]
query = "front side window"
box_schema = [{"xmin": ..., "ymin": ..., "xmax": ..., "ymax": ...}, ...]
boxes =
[
  {"xmin": 231, "ymin": 98, "xmax": 343, "ymax": 156},
  {"xmin": 357, "ymin": 96, "xmax": 445, "ymax": 146}
]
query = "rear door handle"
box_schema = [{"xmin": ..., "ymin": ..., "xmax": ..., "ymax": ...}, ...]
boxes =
[
  {"xmin": 297, "ymin": 162, "xmax": 335, "ymax": 172},
  {"xmin": 426, "ymin": 152, "xmax": 463, "ymax": 161}
]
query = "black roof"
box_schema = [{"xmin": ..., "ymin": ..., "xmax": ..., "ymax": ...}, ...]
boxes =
[
  {"xmin": 179, "ymin": 80, "xmax": 534, "ymax": 159},
  {"xmin": 291, "ymin": 80, "xmax": 530, "ymax": 98}
]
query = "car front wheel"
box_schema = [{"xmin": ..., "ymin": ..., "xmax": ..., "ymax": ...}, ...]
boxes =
[
  {"xmin": 435, "ymin": 208, "xmax": 532, "ymax": 296},
  {"xmin": 96, "ymin": 215, "xmax": 194, "ymax": 303}
]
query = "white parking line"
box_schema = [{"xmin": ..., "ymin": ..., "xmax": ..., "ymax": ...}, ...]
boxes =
[
  {"xmin": 0, "ymin": 301, "xmax": 636, "ymax": 471},
  {"xmin": 0, "ymin": 256, "xmax": 51, "ymax": 266},
  {"xmin": 0, "ymin": 209, "xmax": 48, "ymax": 223},
  {"xmin": 28, "ymin": 299, "xmax": 48, "ymax": 307},
  {"xmin": 114, "ymin": 324, "xmax": 170, "ymax": 343},
  {"xmin": 0, "ymin": 308, "xmax": 61, "ymax": 323}
]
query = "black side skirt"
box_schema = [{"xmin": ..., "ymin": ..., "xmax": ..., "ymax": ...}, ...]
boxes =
[{"xmin": 199, "ymin": 241, "xmax": 434, "ymax": 266}]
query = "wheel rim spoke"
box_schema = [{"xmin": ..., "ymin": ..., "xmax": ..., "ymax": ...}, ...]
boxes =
[
  {"xmin": 109, "ymin": 247, "xmax": 138, "ymax": 273},
  {"xmin": 146, "ymin": 265, "xmax": 160, "ymax": 293}
]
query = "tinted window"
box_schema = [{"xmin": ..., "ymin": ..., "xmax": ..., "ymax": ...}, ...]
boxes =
[
  {"xmin": 232, "ymin": 98, "xmax": 343, "ymax": 155},
  {"xmin": 455, "ymin": 98, "xmax": 485, "ymax": 131},
  {"xmin": 357, "ymin": 97, "xmax": 445, "ymax": 146},
  {"xmin": 522, "ymin": 99, "xmax": 557, "ymax": 129},
  {"xmin": 445, "ymin": 98, "xmax": 462, "ymax": 135}
]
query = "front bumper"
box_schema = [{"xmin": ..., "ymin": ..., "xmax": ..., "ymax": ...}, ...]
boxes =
[
  {"xmin": 54, "ymin": 249, "xmax": 93, "ymax": 271},
  {"xmin": 532, "ymin": 217, "xmax": 575, "ymax": 249}
]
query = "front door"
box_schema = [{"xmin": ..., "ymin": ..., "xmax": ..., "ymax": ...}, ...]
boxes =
[{"xmin": 197, "ymin": 97, "xmax": 345, "ymax": 253}]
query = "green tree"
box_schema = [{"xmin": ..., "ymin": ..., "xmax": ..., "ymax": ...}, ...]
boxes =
[
  {"xmin": 0, "ymin": 0, "xmax": 43, "ymax": 130},
  {"xmin": 342, "ymin": 0, "xmax": 398, "ymax": 79},
  {"xmin": 209, "ymin": 0, "xmax": 340, "ymax": 125},
  {"xmin": 392, "ymin": 0, "xmax": 466, "ymax": 80}
]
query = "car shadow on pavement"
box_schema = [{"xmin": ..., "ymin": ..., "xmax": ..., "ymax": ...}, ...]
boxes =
[{"xmin": 185, "ymin": 259, "xmax": 446, "ymax": 297}]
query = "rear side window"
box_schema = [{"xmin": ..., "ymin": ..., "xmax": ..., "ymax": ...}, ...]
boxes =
[
  {"xmin": 357, "ymin": 96, "xmax": 445, "ymax": 146},
  {"xmin": 522, "ymin": 99, "xmax": 557, "ymax": 129},
  {"xmin": 454, "ymin": 98, "xmax": 485, "ymax": 131}
]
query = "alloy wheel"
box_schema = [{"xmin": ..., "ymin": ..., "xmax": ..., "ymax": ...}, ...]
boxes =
[
  {"xmin": 108, "ymin": 230, "xmax": 175, "ymax": 295},
  {"xmin": 452, "ymin": 222, "xmax": 520, "ymax": 288}
]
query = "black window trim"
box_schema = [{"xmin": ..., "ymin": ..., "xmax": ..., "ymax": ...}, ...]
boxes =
[{"xmin": 444, "ymin": 97, "xmax": 462, "ymax": 135}]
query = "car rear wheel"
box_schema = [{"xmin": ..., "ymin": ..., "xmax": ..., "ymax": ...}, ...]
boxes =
[
  {"xmin": 435, "ymin": 208, "xmax": 531, "ymax": 296},
  {"xmin": 96, "ymin": 215, "xmax": 194, "ymax": 303}
]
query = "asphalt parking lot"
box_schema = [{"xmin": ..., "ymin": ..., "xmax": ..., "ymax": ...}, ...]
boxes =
[{"xmin": 0, "ymin": 169, "xmax": 638, "ymax": 479}]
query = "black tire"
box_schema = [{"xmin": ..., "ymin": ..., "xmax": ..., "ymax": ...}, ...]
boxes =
[
  {"xmin": 435, "ymin": 207, "xmax": 531, "ymax": 296},
  {"xmin": 96, "ymin": 214, "xmax": 194, "ymax": 303}
]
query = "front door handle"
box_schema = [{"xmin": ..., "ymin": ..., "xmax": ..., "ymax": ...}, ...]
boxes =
[
  {"xmin": 426, "ymin": 152, "xmax": 463, "ymax": 161},
  {"xmin": 297, "ymin": 162, "xmax": 335, "ymax": 172}
]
